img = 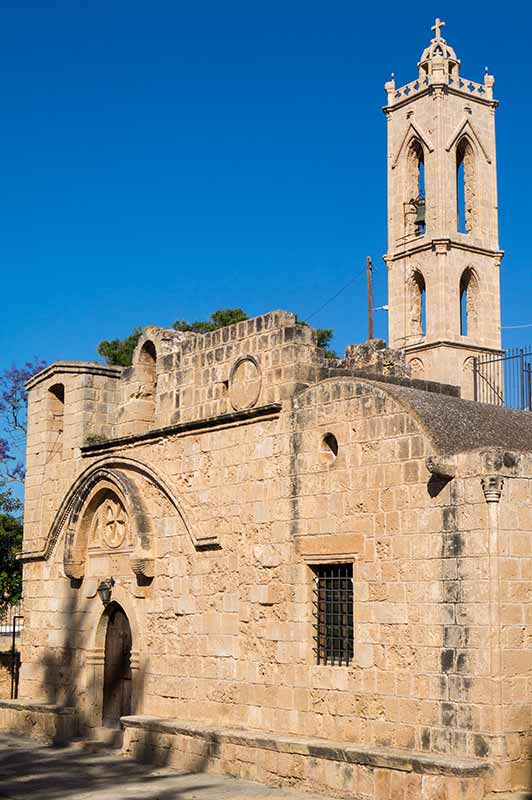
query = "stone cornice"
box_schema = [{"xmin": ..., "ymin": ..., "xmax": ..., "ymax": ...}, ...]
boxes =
[
  {"xmin": 26, "ymin": 361, "xmax": 123, "ymax": 391},
  {"xmin": 383, "ymin": 84, "xmax": 498, "ymax": 115},
  {"xmin": 383, "ymin": 87, "xmax": 432, "ymax": 114},
  {"xmin": 404, "ymin": 340, "xmax": 503, "ymax": 357},
  {"xmin": 446, "ymin": 86, "xmax": 498, "ymax": 109},
  {"xmin": 81, "ymin": 403, "xmax": 283, "ymax": 456},
  {"xmin": 385, "ymin": 238, "xmax": 504, "ymax": 264}
]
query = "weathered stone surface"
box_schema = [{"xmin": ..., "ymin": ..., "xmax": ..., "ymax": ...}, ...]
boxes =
[
  {"xmin": 344, "ymin": 339, "xmax": 410, "ymax": 379},
  {"xmin": 120, "ymin": 715, "xmax": 488, "ymax": 797},
  {"xmin": 0, "ymin": 699, "xmax": 78, "ymax": 744}
]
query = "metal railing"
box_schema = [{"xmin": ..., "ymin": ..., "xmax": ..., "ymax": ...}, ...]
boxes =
[
  {"xmin": 0, "ymin": 601, "xmax": 23, "ymax": 699},
  {"xmin": 0, "ymin": 600, "xmax": 23, "ymax": 635},
  {"xmin": 473, "ymin": 346, "xmax": 532, "ymax": 411}
]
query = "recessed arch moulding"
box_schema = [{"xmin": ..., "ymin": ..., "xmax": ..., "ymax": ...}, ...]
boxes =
[
  {"xmin": 63, "ymin": 468, "xmax": 154, "ymax": 582},
  {"xmin": 49, "ymin": 456, "xmax": 219, "ymax": 584}
]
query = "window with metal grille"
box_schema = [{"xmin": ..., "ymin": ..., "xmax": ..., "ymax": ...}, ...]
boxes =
[{"xmin": 313, "ymin": 563, "xmax": 354, "ymax": 666}]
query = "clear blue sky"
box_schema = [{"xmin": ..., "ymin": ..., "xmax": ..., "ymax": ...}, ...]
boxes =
[{"xmin": 0, "ymin": 1, "xmax": 530, "ymax": 369}]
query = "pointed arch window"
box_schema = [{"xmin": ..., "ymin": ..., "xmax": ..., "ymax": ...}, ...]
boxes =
[
  {"xmin": 406, "ymin": 140, "xmax": 425, "ymax": 236},
  {"xmin": 460, "ymin": 267, "xmax": 480, "ymax": 337},
  {"xmin": 409, "ymin": 270, "xmax": 426, "ymax": 338},
  {"xmin": 456, "ymin": 138, "xmax": 476, "ymax": 234}
]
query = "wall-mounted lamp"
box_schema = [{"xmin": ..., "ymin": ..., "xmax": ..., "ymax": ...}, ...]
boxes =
[{"xmin": 97, "ymin": 577, "xmax": 115, "ymax": 606}]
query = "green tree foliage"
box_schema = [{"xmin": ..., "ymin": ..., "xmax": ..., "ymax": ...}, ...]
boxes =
[
  {"xmin": 172, "ymin": 308, "xmax": 248, "ymax": 333},
  {"xmin": 97, "ymin": 327, "xmax": 143, "ymax": 367},
  {"xmin": 315, "ymin": 328, "xmax": 337, "ymax": 359},
  {"xmin": 97, "ymin": 309, "xmax": 338, "ymax": 365},
  {"xmin": 0, "ymin": 491, "xmax": 22, "ymax": 611}
]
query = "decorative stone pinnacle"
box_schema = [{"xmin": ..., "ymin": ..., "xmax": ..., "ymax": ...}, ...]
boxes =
[
  {"xmin": 431, "ymin": 17, "xmax": 445, "ymax": 41},
  {"xmin": 481, "ymin": 475, "xmax": 504, "ymax": 503}
]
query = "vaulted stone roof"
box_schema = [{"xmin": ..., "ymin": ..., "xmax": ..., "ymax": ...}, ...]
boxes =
[{"xmin": 380, "ymin": 381, "xmax": 532, "ymax": 456}]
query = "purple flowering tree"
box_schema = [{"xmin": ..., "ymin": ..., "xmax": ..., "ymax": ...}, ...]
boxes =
[
  {"xmin": 0, "ymin": 359, "xmax": 47, "ymax": 486},
  {"xmin": 0, "ymin": 359, "xmax": 45, "ymax": 610}
]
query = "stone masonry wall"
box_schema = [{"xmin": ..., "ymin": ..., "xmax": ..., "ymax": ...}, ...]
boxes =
[
  {"xmin": 18, "ymin": 312, "xmax": 532, "ymax": 795},
  {"xmin": 493, "ymin": 464, "xmax": 532, "ymax": 792},
  {"xmin": 20, "ymin": 373, "xmax": 499, "ymax": 764}
]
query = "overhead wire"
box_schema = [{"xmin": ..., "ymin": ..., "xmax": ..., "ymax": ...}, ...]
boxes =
[{"xmin": 303, "ymin": 263, "xmax": 369, "ymax": 324}]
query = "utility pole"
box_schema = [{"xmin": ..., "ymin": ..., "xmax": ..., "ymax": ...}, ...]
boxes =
[{"xmin": 366, "ymin": 256, "xmax": 374, "ymax": 340}]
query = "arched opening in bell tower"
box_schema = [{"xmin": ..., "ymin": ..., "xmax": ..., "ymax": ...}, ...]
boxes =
[
  {"xmin": 406, "ymin": 140, "xmax": 425, "ymax": 236},
  {"xmin": 409, "ymin": 270, "xmax": 426, "ymax": 338},
  {"xmin": 460, "ymin": 267, "xmax": 480, "ymax": 338},
  {"xmin": 456, "ymin": 138, "xmax": 476, "ymax": 234}
]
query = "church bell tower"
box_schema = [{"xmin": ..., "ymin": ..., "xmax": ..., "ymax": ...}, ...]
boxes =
[{"xmin": 384, "ymin": 19, "xmax": 503, "ymax": 398}]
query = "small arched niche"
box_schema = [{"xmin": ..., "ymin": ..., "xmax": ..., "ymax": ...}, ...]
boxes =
[
  {"xmin": 408, "ymin": 270, "xmax": 427, "ymax": 339},
  {"xmin": 136, "ymin": 341, "xmax": 157, "ymax": 425},
  {"xmin": 409, "ymin": 357, "xmax": 425, "ymax": 379},
  {"xmin": 462, "ymin": 356, "xmax": 477, "ymax": 401},
  {"xmin": 459, "ymin": 267, "xmax": 480, "ymax": 338},
  {"xmin": 46, "ymin": 383, "xmax": 65, "ymax": 463},
  {"xmin": 456, "ymin": 137, "xmax": 476, "ymax": 234}
]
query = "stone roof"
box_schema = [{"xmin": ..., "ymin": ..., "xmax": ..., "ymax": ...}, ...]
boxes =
[{"xmin": 379, "ymin": 381, "xmax": 532, "ymax": 456}]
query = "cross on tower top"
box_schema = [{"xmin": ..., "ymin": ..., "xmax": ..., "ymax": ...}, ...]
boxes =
[{"xmin": 431, "ymin": 17, "xmax": 445, "ymax": 41}]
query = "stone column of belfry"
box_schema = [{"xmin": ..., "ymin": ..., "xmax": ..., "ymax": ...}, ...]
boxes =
[
  {"xmin": 383, "ymin": 19, "xmax": 504, "ymax": 398},
  {"xmin": 481, "ymin": 474, "xmax": 504, "ymax": 751}
]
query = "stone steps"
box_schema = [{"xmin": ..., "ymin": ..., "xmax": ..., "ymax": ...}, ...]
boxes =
[{"xmin": 70, "ymin": 727, "xmax": 123, "ymax": 753}]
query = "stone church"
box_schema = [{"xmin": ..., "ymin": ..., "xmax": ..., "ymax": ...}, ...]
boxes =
[{"xmin": 2, "ymin": 19, "xmax": 531, "ymax": 800}]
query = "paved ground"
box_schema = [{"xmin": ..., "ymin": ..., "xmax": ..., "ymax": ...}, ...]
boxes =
[{"xmin": 0, "ymin": 735, "xmax": 326, "ymax": 800}]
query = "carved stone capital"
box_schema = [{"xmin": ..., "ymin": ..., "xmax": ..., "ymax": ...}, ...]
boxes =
[
  {"xmin": 85, "ymin": 648, "xmax": 105, "ymax": 668},
  {"xmin": 481, "ymin": 475, "xmax": 504, "ymax": 503},
  {"xmin": 130, "ymin": 650, "xmax": 141, "ymax": 671},
  {"xmin": 432, "ymin": 238, "xmax": 451, "ymax": 255}
]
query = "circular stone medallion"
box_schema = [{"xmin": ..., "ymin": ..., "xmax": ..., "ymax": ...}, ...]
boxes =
[
  {"xmin": 101, "ymin": 498, "xmax": 128, "ymax": 549},
  {"xmin": 229, "ymin": 356, "xmax": 262, "ymax": 411}
]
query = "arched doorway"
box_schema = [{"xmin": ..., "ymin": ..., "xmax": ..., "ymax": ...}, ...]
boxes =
[{"xmin": 102, "ymin": 604, "xmax": 132, "ymax": 729}]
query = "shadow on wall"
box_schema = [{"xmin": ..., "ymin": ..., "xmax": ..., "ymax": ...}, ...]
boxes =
[
  {"xmin": 29, "ymin": 579, "xmax": 218, "ymax": 779},
  {"xmin": 37, "ymin": 587, "xmax": 149, "ymax": 743},
  {"xmin": 127, "ymin": 727, "xmax": 220, "ymax": 775},
  {"xmin": 0, "ymin": 653, "xmax": 13, "ymax": 699}
]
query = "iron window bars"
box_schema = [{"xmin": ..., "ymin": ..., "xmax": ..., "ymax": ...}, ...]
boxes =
[{"xmin": 313, "ymin": 563, "xmax": 354, "ymax": 666}]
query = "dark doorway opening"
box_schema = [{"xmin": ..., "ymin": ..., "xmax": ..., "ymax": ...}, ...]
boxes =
[{"xmin": 102, "ymin": 604, "xmax": 132, "ymax": 729}]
